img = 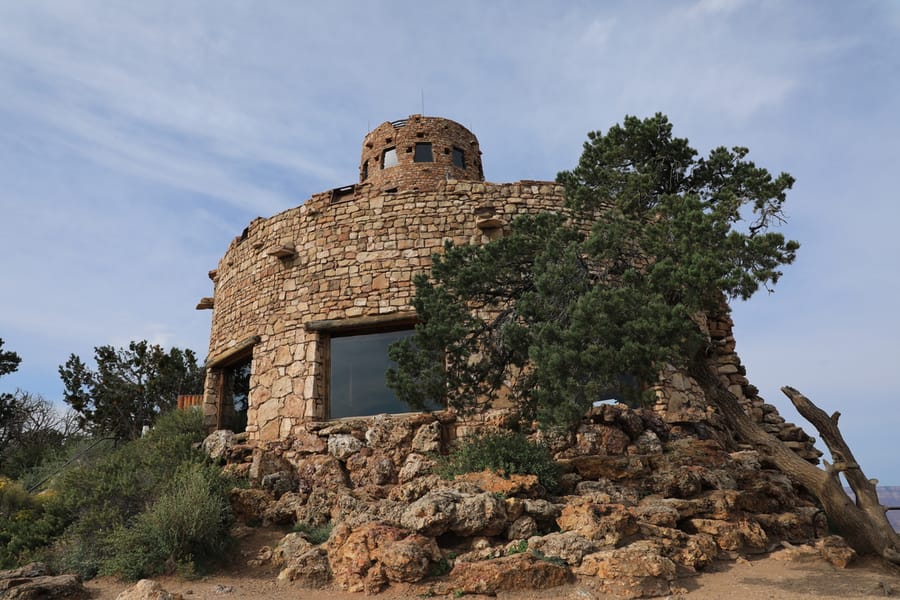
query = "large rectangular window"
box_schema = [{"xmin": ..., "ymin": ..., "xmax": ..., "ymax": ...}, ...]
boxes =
[{"xmin": 329, "ymin": 329, "xmax": 414, "ymax": 419}]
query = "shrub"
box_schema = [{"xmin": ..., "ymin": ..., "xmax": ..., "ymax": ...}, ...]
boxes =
[
  {"xmin": 292, "ymin": 521, "xmax": 333, "ymax": 545},
  {"xmin": 435, "ymin": 431, "xmax": 560, "ymax": 491},
  {"xmin": 101, "ymin": 462, "xmax": 233, "ymax": 580}
]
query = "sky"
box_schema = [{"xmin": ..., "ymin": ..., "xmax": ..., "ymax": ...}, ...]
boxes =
[{"xmin": 1, "ymin": 1, "xmax": 898, "ymax": 483}]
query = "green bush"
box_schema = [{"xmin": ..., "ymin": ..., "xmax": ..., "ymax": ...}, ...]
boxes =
[
  {"xmin": 435, "ymin": 431, "xmax": 560, "ymax": 492},
  {"xmin": 100, "ymin": 462, "xmax": 233, "ymax": 580},
  {"xmin": 292, "ymin": 521, "xmax": 333, "ymax": 545}
]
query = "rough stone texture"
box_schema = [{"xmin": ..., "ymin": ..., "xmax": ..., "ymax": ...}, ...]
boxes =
[
  {"xmin": 327, "ymin": 434, "xmax": 363, "ymax": 460},
  {"xmin": 115, "ymin": 579, "xmax": 182, "ymax": 600},
  {"xmin": 448, "ymin": 553, "xmax": 570, "ymax": 595},
  {"xmin": 574, "ymin": 541, "xmax": 676, "ymax": 599},
  {"xmin": 201, "ymin": 430, "xmax": 234, "ymax": 462},
  {"xmin": 0, "ymin": 574, "xmax": 86, "ymax": 600},
  {"xmin": 527, "ymin": 532, "xmax": 599, "ymax": 566},
  {"xmin": 557, "ymin": 500, "xmax": 639, "ymax": 546},
  {"xmin": 276, "ymin": 547, "xmax": 332, "ymax": 587},
  {"xmin": 327, "ymin": 522, "xmax": 440, "ymax": 593}
]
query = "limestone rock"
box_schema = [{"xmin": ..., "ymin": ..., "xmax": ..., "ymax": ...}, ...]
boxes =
[
  {"xmin": 411, "ymin": 421, "xmax": 442, "ymax": 453},
  {"xmin": 276, "ymin": 547, "xmax": 332, "ymax": 587},
  {"xmin": 450, "ymin": 492, "xmax": 509, "ymax": 536},
  {"xmin": 815, "ymin": 535, "xmax": 856, "ymax": 568},
  {"xmin": 327, "ymin": 522, "xmax": 440, "ymax": 593},
  {"xmin": 400, "ymin": 489, "xmax": 461, "ymax": 536},
  {"xmin": 398, "ymin": 453, "xmax": 434, "ymax": 483},
  {"xmin": 293, "ymin": 454, "xmax": 350, "ymax": 492},
  {"xmin": 327, "ymin": 433, "xmax": 363, "ymax": 460},
  {"xmin": 262, "ymin": 491, "xmax": 308, "ymax": 525},
  {"xmin": 527, "ymin": 531, "xmax": 598, "ymax": 566},
  {"xmin": 508, "ymin": 515, "xmax": 538, "ymax": 540},
  {"xmin": 201, "ymin": 430, "xmax": 234, "ymax": 462},
  {"xmin": 448, "ymin": 552, "xmax": 569, "ymax": 595},
  {"xmin": 1, "ymin": 574, "xmax": 86, "ymax": 599},
  {"xmin": 574, "ymin": 541, "xmax": 676, "ymax": 599},
  {"xmin": 688, "ymin": 517, "xmax": 768, "ymax": 553},
  {"xmin": 453, "ymin": 470, "xmax": 541, "ymax": 497},
  {"xmin": 229, "ymin": 488, "xmax": 273, "ymax": 524},
  {"xmin": 115, "ymin": 579, "xmax": 181, "ymax": 600},
  {"xmin": 557, "ymin": 500, "xmax": 638, "ymax": 546}
]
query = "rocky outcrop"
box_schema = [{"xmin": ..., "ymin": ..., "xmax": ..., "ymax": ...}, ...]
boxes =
[
  {"xmin": 207, "ymin": 402, "xmax": 836, "ymax": 598},
  {"xmin": 0, "ymin": 563, "xmax": 86, "ymax": 599}
]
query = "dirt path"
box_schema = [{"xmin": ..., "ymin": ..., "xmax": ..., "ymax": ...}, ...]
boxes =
[
  {"xmin": 84, "ymin": 555, "xmax": 900, "ymax": 600},
  {"xmin": 83, "ymin": 526, "xmax": 900, "ymax": 599}
]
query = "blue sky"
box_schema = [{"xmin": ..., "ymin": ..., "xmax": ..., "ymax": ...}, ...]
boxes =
[{"xmin": 1, "ymin": 1, "xmax": 898, "ymax": 483}]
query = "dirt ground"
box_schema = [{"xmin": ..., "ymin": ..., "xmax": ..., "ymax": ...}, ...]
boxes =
[{"xmin": 84, "ymin": 527, "xmax": 900, "ymax": 600}]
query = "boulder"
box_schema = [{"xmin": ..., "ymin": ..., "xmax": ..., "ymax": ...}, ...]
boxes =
[
  {"xmin": 400, "ymin": 489, "xmax": 461, "ymax": 536},
  {"xmin": 327, "ymin": 522, "xmax": 440, "ymax": 593},
  {"xmin": 688, "ymin": 517, "xmax": 768, "ymax": 553},
  {"xmin": 262, "ymin": 491, "xmax": 308, "ymax": 525},
  {"xmin": 411, "ymin": 421, "xmax": 442, "ymax": 454},
  {"xmin": 398, "ymin": 453, "xmax": 435, "ymax": 483},
  {"xmin": 327, "ymin": 433, "xmax": 363, "ymax": 460},
  {"xmin": 276, "ymin": 547, "xmax": 332, "ymax": 587},
  {"xmin": 115, "ymin": 579, "xmax": 181, "ymax": 600},
  {"xmin": 574, "ymin": 541, "xmax": 676, "ymax": 599},
  {"xmin": 201, "ymin": 430, "xmax": 234, "ymax": 462},
  {"xmin": 1, "ymin": 574, "xmax": 86, "ymax": 600},
  {"xmin": 293, "ymin": 454, "xmax": 350, "ymax": 492},
  {"xmin": 557, "ymin": 500, "xmax": 639, "ymax": 546},
  {"xmin": 448, "ymin": 552, "xmax": 569, "ymax": 595},
  {"xmin": 229, "ymin": 488, "xmax": 273, "ymax": 524},
  {"xmin": 450, "ymin": 492, "xmax": 509, "ymax": 537},
  {"xmin": 507, "ymin": 516, "xmax": 538, "ymax": 540},
  {"xmin": 527, "ymin": 531, "xmax": 598, "ymax": 566}
]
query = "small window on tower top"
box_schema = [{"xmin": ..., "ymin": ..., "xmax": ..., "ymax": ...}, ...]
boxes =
[
  {"xmin": 451, "ymin": 147, "xmax": 465, "ymax": 169},
  {"xmin": 414, "ymin": 143, "xmax": 433, "ymax": 163},
  {"xmin": 382, "ymin": 147, "xmax": 398, "ymax": 169}
]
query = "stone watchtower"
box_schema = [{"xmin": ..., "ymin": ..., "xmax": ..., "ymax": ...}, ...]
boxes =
[{"xmin": 199, "ymin": 115, "xmax": 570, "ymax": 440}]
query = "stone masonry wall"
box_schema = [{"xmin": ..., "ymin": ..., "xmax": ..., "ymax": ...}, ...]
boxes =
[{"xmin": 205, "ymin": 177, "xmax": 566, "ymax": 440}]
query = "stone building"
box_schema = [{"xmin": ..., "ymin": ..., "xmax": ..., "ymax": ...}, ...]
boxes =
[{"xmin": 197, "ymin": 115, "xmax": 813, "ymax": 458}]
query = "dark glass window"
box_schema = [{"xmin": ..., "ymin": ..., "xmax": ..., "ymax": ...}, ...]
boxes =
[
  {"xmin": 330, "ymin": 329, "xmax": 417, "ymax": 419},
  {"xmin": 451, "ymin": 147, "xmax": 465, "ymax": 169},
  {"xmin": 382, "ymin": 147, "xmax": 398, "ymax": 169},
  {"xmin": 414, "ymin": 142, "xmax": 433, "ymax": 163}
]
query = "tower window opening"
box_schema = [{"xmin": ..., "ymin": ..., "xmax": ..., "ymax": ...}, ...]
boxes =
[
  {"xmin": 361, "ymin": 160, "xmax": 369, "ymax": 181},
  {"xmin": 382, "ymin": 147, "xmax": 398, "ymax": 169},
  {"xmin": 414, "ymin": 142, "xmax": 433, "ymax": 163},
  {"xmin": 452, "ymin": 147, "xmax": 465, "ymax": 169}
]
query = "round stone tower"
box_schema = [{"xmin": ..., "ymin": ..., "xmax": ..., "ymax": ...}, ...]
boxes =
[{"xmin": 359, "ymin": 115, "xmax": 484, "ymax": 192}]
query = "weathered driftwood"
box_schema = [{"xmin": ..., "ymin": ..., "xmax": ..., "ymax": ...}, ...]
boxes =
[{"xmin": 691, "ymin": 361, "xmax": 900, "ymax": 564}]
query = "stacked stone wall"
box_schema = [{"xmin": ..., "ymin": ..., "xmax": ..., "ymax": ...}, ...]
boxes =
[{"xmin": 205, "ymin": 178, "xmax": 566, "ymax": 439}]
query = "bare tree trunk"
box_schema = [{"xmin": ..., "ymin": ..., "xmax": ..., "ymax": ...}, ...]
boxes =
[{"xmin": 689, "ymin": 361, "xmax": 900, "ymax": 564}]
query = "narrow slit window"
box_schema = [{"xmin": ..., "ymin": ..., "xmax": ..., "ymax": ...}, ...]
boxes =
[
  {"xmin": 414, "ymin": 142, "xmax": 433, "ymax": 163},
  {"xmin": 382, "ymin": 147, "xmax": 398, "ymax": 169},
  {"xmin": 361, "ymin": 160, "xmax": 368, "ymax": 181}
]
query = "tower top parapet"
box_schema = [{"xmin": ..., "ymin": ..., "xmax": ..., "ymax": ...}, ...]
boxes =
[{"xmin": 360, "ymin": 115, "xmax": 484, "ymax": 192}]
